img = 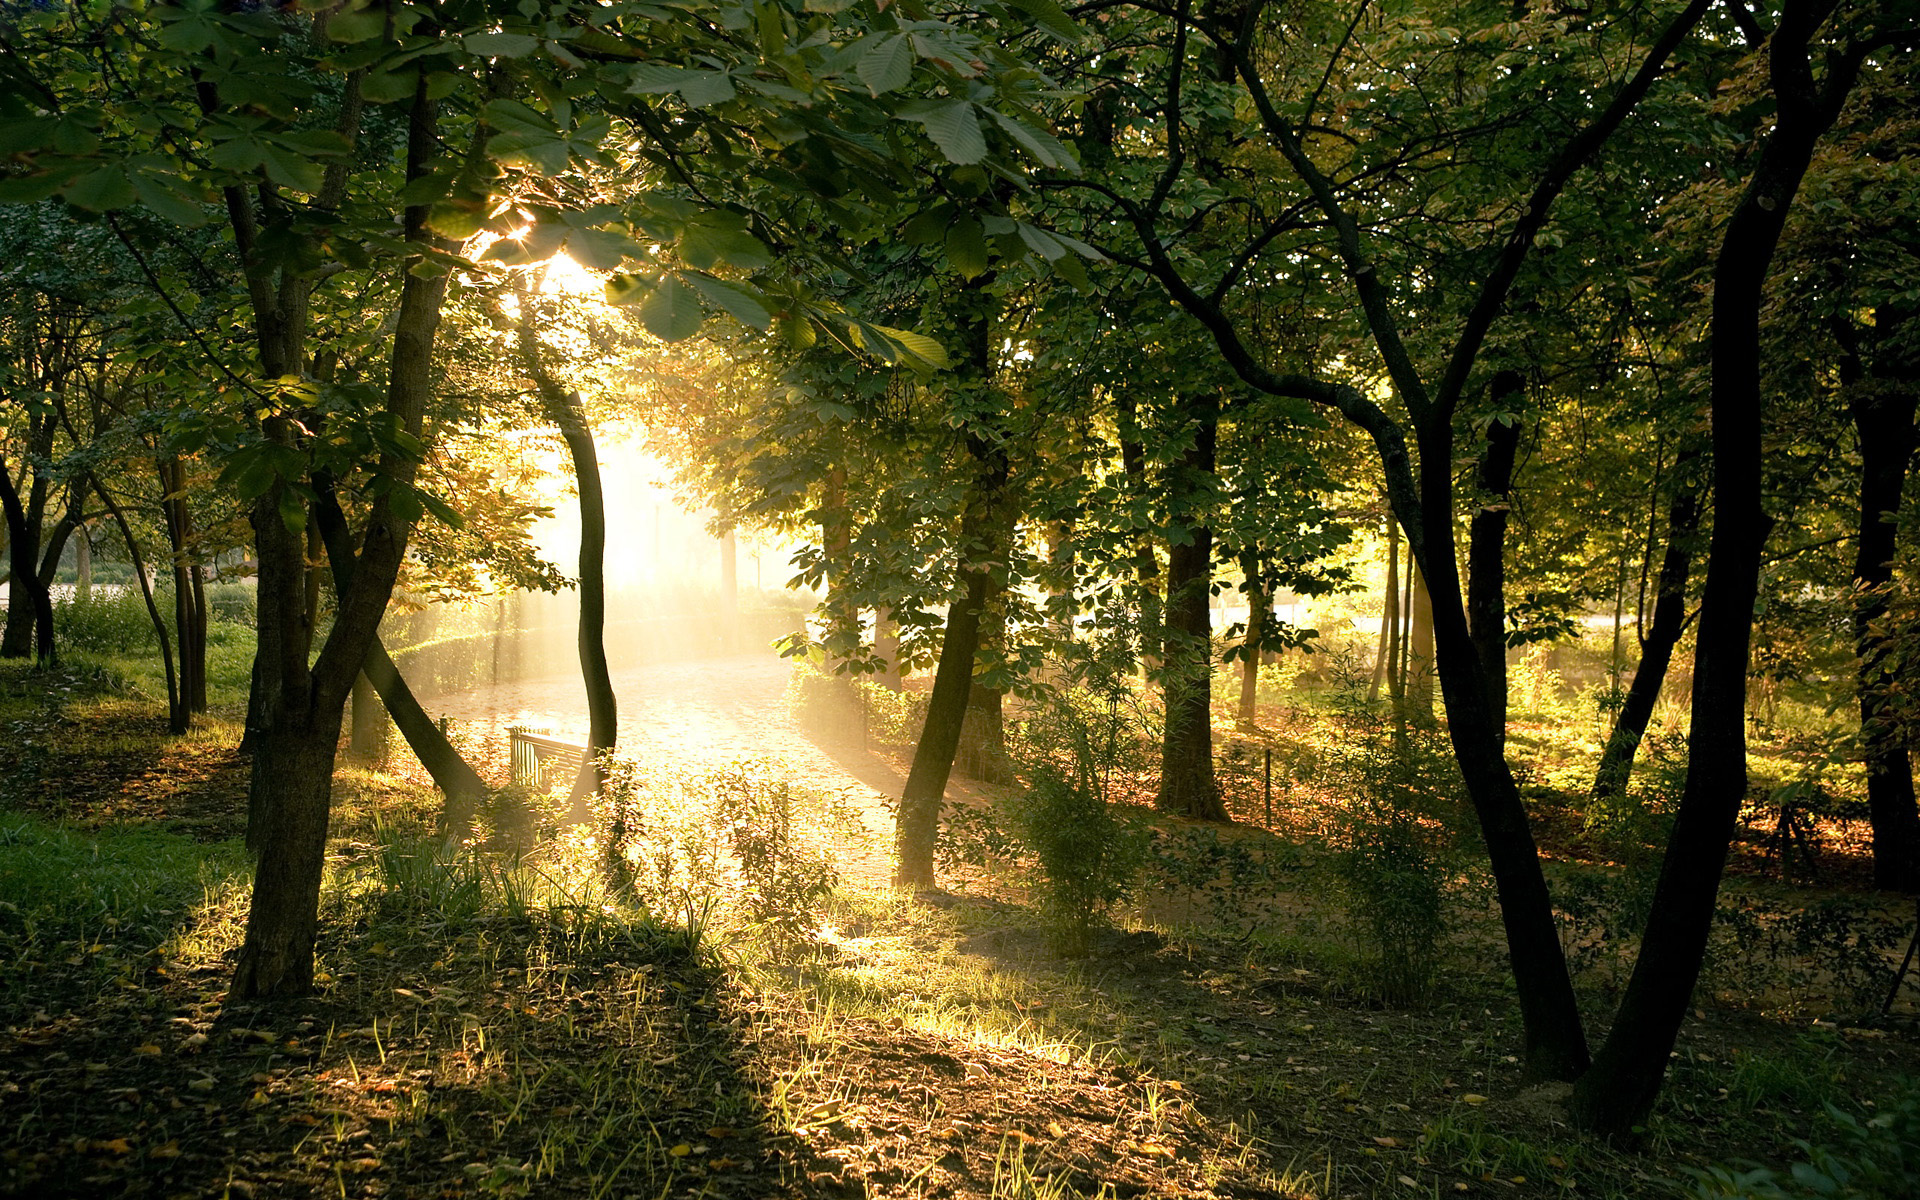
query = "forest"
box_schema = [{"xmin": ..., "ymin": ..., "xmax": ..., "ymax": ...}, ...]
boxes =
[{"xmin": 2, "ymin": 0, "xmax": 1919, "ymax": 1196}]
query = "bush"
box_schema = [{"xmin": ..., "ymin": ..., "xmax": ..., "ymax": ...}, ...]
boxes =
[
  {"xmin": 1692, "ymin": 1088, "xmax": 1920, "ymax": 1200},
  {"xmin": 1001, "ymin": 663, "xmax": 1154, "ymax": 956},
  {"xmin": 206, "ymin": 581, "xmax": 256, "ymax": 628},
  {"xmin": 783, "ymin": 663, "xmax": 864, "ymax": 740},
  {"xmin": 54, "ymin": 589, "xmax": 155, "ymax": 655},
  {"xmin": 598, "ymin": 757, "xmax": 839, "ymax": 957}
]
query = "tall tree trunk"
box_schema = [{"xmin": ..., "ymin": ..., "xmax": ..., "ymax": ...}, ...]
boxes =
[
  {"xmin": 896, "ymin": 281, "xmax": 1005, "ymax": 889},
  {"xmin": 1846, "ymin": 303, "xmax": 1920, "ymax": 892},
  {"xmin": 159, "ymin": 457, "xmax": 208, "ymax": 716},
  {"xmin": 874, "ymin": 606, "xmax": 903, "ymax": 690},
  {"xmin": 1591, "ymin": 457, "xmax": 1701, "ymax": 803},
  {"xmin": 1238, "ymin": 553, "xmax": 1267, "ymax": 732},
  {"xmin": 313, "ymin": 486, "xmax": 488, "ymax": 828},
  {"xmin": 1370, "ymin": 514, "xmax": 1399, "ymax": 704},
  {"xmin": 896, "ymin": 434, "xmax": 1006, "ymax": 888},
  {"xmin": 233, "ymin": 79, "xmax": 446, "ymax": 1000},
  {"xmin": 0, "ymin": 449, "xmax": 55, "ymax": 664},
  {"xmin": 1569, "ymin": 9, "xmax": 1861, "ymax": 1132},
  {"xmin": 513, "ymin": 281, "xmax": 616, "ymax": 813},
  {"xmin": 1407, "ymin": 561, "xmax": 1435, "ymax": 718},
  {"xmin": 75, "ymin": 525, "xmax": 91, "ymax": 602},
  {"xmin": 1116, "ymin": 395, "xmax": 1162, "ymax": 673},
  {"xmin": 1156, "ymin": 406, "xmax": 1228, "ymax": 822},
  {"xmin": 956, "ymin": 577, "xmax": 1016, "ymax": 785},
  {"xmin": 1467, "ymin": 387, "xmax": 1522, "ymax": 748},
  {"xmin": 350, "ymin": 671, "xmax": 388, "ymax": 761}
]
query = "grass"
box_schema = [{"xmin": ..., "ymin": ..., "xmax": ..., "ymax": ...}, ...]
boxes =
[{"xmin": 2, "ymin": 653, "xmax": 1918, "ymax": 1199}]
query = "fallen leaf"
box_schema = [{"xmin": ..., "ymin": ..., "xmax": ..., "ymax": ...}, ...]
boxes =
[
  {"xmin": 134, "ymin": 1044, "xmax": 162, "ymax": 1056},
  {"xmin": 669, "ymin": 1143, "xmax": 692, "ymax": 1158},
  {"xmin": 1399, "ymin": 1177, "xmax": 1419, "ymax": 1187},
  {"xmin": 1374, "ymin": 1136, "xmax": 1400, "ymax": 1147},
  {"xmin": 1461, "ymin": 1094, "xmax": 1489, "ymax": 1105},
  {"xmin": 151, "ymin": 1142, "xmax": 182, "ymax": 1159}
]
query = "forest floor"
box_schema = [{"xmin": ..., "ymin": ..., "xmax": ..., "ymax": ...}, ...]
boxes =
[{"xmin": 2, "ymin": 654, "xmax": 1918, "ymax": 1200}]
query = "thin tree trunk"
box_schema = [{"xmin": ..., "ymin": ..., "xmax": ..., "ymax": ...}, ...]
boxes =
[
  {"xmin": 1238, "ymin": 553, "xmax": 1266, "ymax": 732},
  {"xmin": 896, "ymin": 280, "xmax": 1005, "ymax": 889},
  {"xmin": 1570, "ymin": 9, "xmax": 1860, "ymax": 1132},
  {"xmin": 1591, "ymin": 460, "xmax": 1701, "ymax": 803},
  {"xmin": 513, "ymin": 282, "xmax": 616, "ymax": 813},
  {"xmin": 92, "ymin": 477, "xmax": 181, "ymax": 731},
  {"xmin": 874, "ymin": 606, "xmax": 903, "ymax": 690},
  {"xmin": 1408, "ymin": 560, "xmax": 1435, "ymax": 718},
  {"xmin": 956, "ymin": 575, "xmax": 1016, "ymax": 785},
  {"xmin": 159, "ymin": 457, "xmax": 207, "ymax": 716},
  {"xmin": 1467, "ymin": 390, "xmax": 1521, "ymax": 748},
  {"xmin": 1116, "ymin": 395, "xmax": 1162, "ymax": 674},
  {"xmin": 1370, "ymin": 515, "xmax": 1398, "ymax": 704},
  {"xmin": 896, "ymin": 434, "xmax": 1006, "ymax": 888},
  {"xmin": 313, "ymin": 485, "xmax": 487, "ymax": 827},
  {"xmin": 75, "ymin": 526, "xmax": 91, "ymax": 602},
  {"xmin": 1156, "ymin": 406, "xmax": 1228, "ymax": 822}
]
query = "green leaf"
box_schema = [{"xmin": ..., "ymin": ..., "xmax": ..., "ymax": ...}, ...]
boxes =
[
  {"xmin": 686, "ymin": 272, "xmax": 772, "ymax": 328},
  {"xmin": 419, "ymin": 489, "xmax": 466, "ymax": 529},
  {"xmin": 679, "ymin": 221, "xmax": 772, "ymax": 271},
  {"xmin": 858, "ymin": 35, "xmax": 914, "ymax": 96},
  {"xmin": 0, "ymin": 173, "xmax": 68, "ymax": 205},
  {"xmin": 260, "ymin": 145, "xmax": 325, "ymax": 194},
  {"xmin": 988, "ymin": 110, "xmax": 1075, "ymax": 170},
  {"xmin": 464, "ymin": 31, "xmax": 539, "ymax": 58},
  {"xmin": 902, "ymin": 204, "xmax": 951, "ymax": 245},
  {"xmin": 945, "ymin": 215, "xmax": 989, "ymax": 279},
  {"xmin": 1009, "ymin": 0, "xmax": 1083, "ymax": 42},
  {"xmin": 426, "ymin": 201, "xmax": 488, "ymax": 239},
  {"xmin": 131, "ymin": 173, "xmax": 211, "ymax": 227},
  {"xmin": 900, "ymin": 99, "xmax": 986, "ymax": 165},
  {"xmin": 639, "ymin": 274, "xmax": 705, "ymax": 341},
  {"xmin": 63, "ymin": 165, "xmax": 136, "ymax": 212},
  {"xmin": 277, "ymin": 487, "xmax": 309, "ymax": 535},
  {"xmin": 566, "ymin": 226, "xmax": 642, "ymax": 270},
  {"xmin": 626, "ymin": 63, "xmax": 737, "ymax": 107},
  {"xmin": 360, "ymin": 66, "xmax": 419, "ymax": 104},
  {"xmin": 0, "ymin": 117, "xmax": 57, "ymax": 155},
  {"xmin": 326, "ymin": 5, "xmax": 387, "ymax": 43}
]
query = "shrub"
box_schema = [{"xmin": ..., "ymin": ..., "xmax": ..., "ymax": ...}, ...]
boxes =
[
  {"xmin": 206, "ymin": 581, "xmax": 257, "ymax": 628},
  {"xmin": 1691, "ymin": 1088, "xmax": 1920, "ymax": 1200},
  {"xmin": 55, "ymin": 589, "xmax": 155, "ymax": 655}
]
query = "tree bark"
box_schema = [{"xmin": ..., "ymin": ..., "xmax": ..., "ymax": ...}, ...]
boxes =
[
  {"xmin": 1591, "ymin": 458, "xmax": 1701, "ymax": 803},
  {"xmin": 895, "ymin": 434, "xmax": 1007, "ymax": 888},
  {"xmin": 1467, "ymin": 387, "xmax": 1522, "ymax": 748},
  {"xmin": 896, "ymin": 280, "xmax": 1005, "ymax": 889},
  {"xmin": 93, "ymin": 476, "xmax": 181, "ymax": 729},
  {"xmin": 1407, "ymin": 560, "xmax": 1435, "ymax": 718},
  {"xmin": 513, "ymin": 283, "xmax": 616, "ymax": 813},
  {"xmin": 1156, "ymin": 406, "xmax": 1228, "ymax": 822},
  {"xmin": 0, "ymin": 444, "xmax": 55, "ymax": 664},
  {"xmin": 1370, "ymin": 514, "xmax": 1399, "ymax": 704},
  {"xmin": 956, "ymin": 576, "xmax": 1017, "ymax": 785},
  {"xmin": 159, "ymin": 457, "xmax": 208, "ymax": 716},
  {"xmin": 313, "ymin": 486, "xmax": 487, "ymax": 828},
  {"xmin": 1847, "ymin": 304, "xmax": 1920, "ymax": 892},
  {"xmin": 1238, "ymin": 553, "xmax": 1267, "ymax": 732},
  {"xmin": 233, "ymin": 79, "xmax": 447, "ymax": 1000},
  {"xmin": 1569, "ymin": 5, "xmax": 1862, "ymax": 1132}
]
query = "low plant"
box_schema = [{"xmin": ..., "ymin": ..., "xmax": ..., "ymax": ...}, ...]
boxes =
[{"xmin": 1691, "ymin": 1087, "xmax": 1920, "ymax": 1200}]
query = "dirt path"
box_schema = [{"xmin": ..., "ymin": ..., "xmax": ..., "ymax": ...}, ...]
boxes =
[{"xmin": 431, "ymin": 654, "xmax": 963, "ymax": 889}]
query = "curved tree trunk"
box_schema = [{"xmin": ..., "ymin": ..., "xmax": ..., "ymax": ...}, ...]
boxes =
[
  {"xmin": 233, "ymin": 79, "xmax": 443, "ymax": 1000},
  {"xmin": 1570, "ymin": 10, "xmax": 1861, "ymax": 1132},
  {"xmin": 313, "ymin": 485, "xmax": 489, "ymax": 830},
  {"xmin": 93, "ymin": 477, "xmax": 181, "ymax": 730},
  {"xmin": 896, "ymin": 432, "xmax": 1007, "ymax": 888},
  {"xmin": 513, "ymin": 281, "xmax": 616, "ymax": 814},
  {"xmin": 1591, "ymin": 460, "xmax": 1701, "ymax": 803},
  {"xmin": 896, "ymin": 281, "xmax": 1006, "ymax": 889}
]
